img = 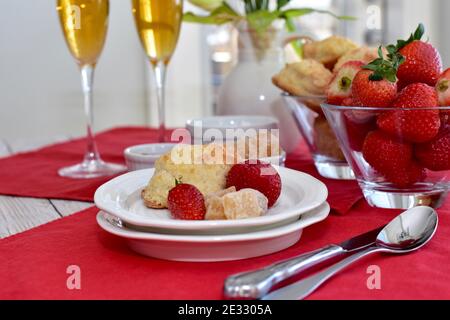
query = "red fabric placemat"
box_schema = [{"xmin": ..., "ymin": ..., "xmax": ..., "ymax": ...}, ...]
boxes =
[
  {"xmin": 0, "ymin": 127, "xmax": 362, "ymax": 214},
  {"xmin": 1, "ymin": 200, "xmax": 449, "ymax": 300}
]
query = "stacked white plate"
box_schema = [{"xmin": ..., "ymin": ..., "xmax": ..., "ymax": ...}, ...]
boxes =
[{"xmin": 94, "ymin": 166, "xmax": 329, "ymax": 262}]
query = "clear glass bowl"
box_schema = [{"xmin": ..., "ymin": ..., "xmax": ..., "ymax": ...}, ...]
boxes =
[
  {"xmin": 321, "ymin": 103, "xmax": 450, "ymax": 209},
  {"xmin": 283, "ymin": 94, "xmax": 355, "ymax": 180}
]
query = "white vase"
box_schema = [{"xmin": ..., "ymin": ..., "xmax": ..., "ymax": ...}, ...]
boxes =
[{"xmin": 216, "ymin": 22, "xmax": 302, "ymax": 153}]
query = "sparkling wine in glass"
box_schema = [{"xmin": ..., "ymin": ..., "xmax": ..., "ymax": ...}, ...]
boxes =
[
  {"xmin": 56, "ymin": 0, "xmax": 126, "ymax": 178},
  {"xmin": 132, "ymin": 0, "xmax": 183, "ymax": 142}
]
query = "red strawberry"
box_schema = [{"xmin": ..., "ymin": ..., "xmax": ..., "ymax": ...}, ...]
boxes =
[
  {"xmin": 398, "ymin": 41, "xmax": 442, "ymax": 87},
  {"xmin": 396, "ymin": 25, "xmax": 442, "ymax": 86},
  {"xmin": 167, "ymin": 184, "xmax": 206, "ymax": 220},
  {"xmin": 327, "ymin": 61, "xmax": 364, "ymax": 105},
  {"xmin": 385, "ymin": 161, "xmax": 426, "ymax": 188},
  {"xmin": 226, "ymin": 160, "xmax": 281, "ymax": 207},
  {"xmin": 342, "ymin": 97, "xmax": 355, "ymax": 106},
  {"xmin": 377, "ymin": 83, "xmax": 440, "ymax": 143},
  {"xmin": 343, "ymin": 111, "xmax": 377, "ymax": 151},
  {"xmin": 342, "ymin": 96, "xmax": 362, "ymax": 106},
  {"xmin": 440, "ymin": 112, "xmax": 450, "ymax": 126},
  {"xmin": 436, "ymin": 68, "xmax": 450, "ymax": 106},
  {"xmin": 436, "ymin": 69, "xmax": 450, "ymax": 124},
  {"xmin": 362, "ymin": 130, "xmax": 413, "ymax": 175},
  {"xmin": 352, "ymin": 69, "xmax": 397, "ymax": 107},
  {"xmin": 415, "ymin": 128, "xmax": 450, "ymax": 171}
]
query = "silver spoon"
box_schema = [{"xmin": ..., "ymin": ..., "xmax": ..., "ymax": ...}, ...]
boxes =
[{"xmin": 262, "ymin": 206, "xmax": 438, "ymax": 300}]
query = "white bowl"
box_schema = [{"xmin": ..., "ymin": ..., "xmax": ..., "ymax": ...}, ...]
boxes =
[
  {"xmin": 124, "ymin": 143, "xmax": 177, "ymax": 171},
  {"xmin": 94, "ymin": 167, "xmax": 328, "ymax": 234},
  {"xmin": 96, "ymin": 202, "xmax": 330, "ymax": 262},
  {"xmin": 186, "ymin": 115, "xmax": 279, "ymax": 144}
]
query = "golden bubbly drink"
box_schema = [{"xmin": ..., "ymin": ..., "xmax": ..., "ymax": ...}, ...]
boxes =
[
  {"xmin": 132, "ymin": 0, "xmax": 183, "ymax": 65},
  {"xmin": 57, "ymin": 0, "xmax": 109, "ymax": 66}
]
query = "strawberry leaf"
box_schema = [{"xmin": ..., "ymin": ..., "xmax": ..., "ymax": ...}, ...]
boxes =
[
  {"xmin": 414, "ymin": 23, "xmax": 425, "ymax": 40},
  {"xmin": 364, "ymin": 45, "xmax": 404, "ymax": 83},
  {"xmin": 396, "ymin": 23, "xmax": 425, "ymax": 50}
]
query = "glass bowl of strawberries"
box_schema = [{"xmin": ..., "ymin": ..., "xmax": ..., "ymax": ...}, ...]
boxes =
[{"xmin": 322, "ymin": 24, "xmax": 450, "ymax": 209}]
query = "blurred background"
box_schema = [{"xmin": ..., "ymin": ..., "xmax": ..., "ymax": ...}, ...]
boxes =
[{"xmin": 1, "ymin": 0, "xmax": 449, "ymax": 141}]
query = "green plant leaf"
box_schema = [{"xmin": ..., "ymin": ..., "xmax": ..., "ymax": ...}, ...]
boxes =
[
  {"xmin": 280, "ymin": 8, "xmax": 357, "ymax": 21},
  {"xmin": 277, "ymin": 0, "xmax": 291, "ymax": 10},
  {"xmin": 183, "ymin": 3, "xmax": 240, "ymax": 25},
  {"xmin": 246, "ymin": 10, "xmax": 281, "ymax": 33},
  {"xmin": 188, "ymin": 0, "xmax": 224, "ymax": 12}
]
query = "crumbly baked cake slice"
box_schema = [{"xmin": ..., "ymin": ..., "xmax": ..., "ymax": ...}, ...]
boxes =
[{"xmin": 142, "ymin": 144, "xmax": 233, "ymax": 209}]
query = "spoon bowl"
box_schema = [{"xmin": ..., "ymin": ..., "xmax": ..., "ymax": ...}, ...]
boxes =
[{"xmin": 376, "ymin": 206, "xmax": 438, "ymax": 252}]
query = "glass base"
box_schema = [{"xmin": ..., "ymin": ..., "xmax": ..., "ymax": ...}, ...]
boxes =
[
  {"xmin": 314, "ymin": 161, "xmax": 355, "ymax": 180},
  {"xmin": 58, "ymin": 159, "xmax": 126, "ymax": 179},
  {"xmin": 362, "ymin": 186, "xmax": 448, "ymax": 209}
]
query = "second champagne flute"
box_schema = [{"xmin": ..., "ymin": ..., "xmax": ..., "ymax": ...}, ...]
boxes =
[{"xmin": 132, "ymin": 0, "xmax": 183, "ymax": 142}]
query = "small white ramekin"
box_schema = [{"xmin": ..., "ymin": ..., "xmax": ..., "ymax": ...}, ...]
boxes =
[{"xmin": 124, "ymin": 143, "xmax": 177, "ymax": 171}]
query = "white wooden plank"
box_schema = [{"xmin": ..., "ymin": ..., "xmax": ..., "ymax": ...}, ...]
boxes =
[
  {"xmin": 50, "ymin": 199, "xmax": 93, "ymax": 217},
  {"xmin": 0, "ymin": 196, "xmax": 61, "ymax": 239}
]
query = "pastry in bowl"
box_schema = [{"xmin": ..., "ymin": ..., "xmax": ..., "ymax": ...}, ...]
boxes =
[
  {"xmin": 272, "ymin": 59, "xmax": 333, "ymax": 98},
  {"xmin": 303, "ymin": 35, "xmax": 358, "ymax": 69},
  {"xmin": 333, "ymin": 46, "xmax": 382, "ymax": 72}
]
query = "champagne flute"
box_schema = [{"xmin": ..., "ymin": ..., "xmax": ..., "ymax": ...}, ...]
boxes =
[
  {"xmin": 56, "ymin": 0, "xmax": 126, "ymax": 178},
  {"xmin": 131, "ymin": 0, "xmax": 183, "ymax": 142}
]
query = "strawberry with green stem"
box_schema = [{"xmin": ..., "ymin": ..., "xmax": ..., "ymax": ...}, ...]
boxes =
[
  {"xmin": 396, "ymin": 23, "xmax": 443, "ymax": 87},
  {"xmin": 351, "ymin": 46, "xmax": 401, "ymax": 107}
]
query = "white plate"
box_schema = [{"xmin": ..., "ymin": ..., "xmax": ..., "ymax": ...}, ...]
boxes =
[
  {"xmin": 96, "ymin": 202, "xmax": 330, "ymax": 262},
  {"xmin": 94, "ymin": 167, "xmax": 328, "ymax": 233}
]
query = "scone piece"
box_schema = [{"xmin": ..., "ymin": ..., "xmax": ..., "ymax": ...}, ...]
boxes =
[
  {"xmin": 205, "ymin": 187, "xmax": 237, "ymax": 220},
  {"xmin": 142, "ymin": 169, "xmax": 177, "ymax": 209},
  {"xmin": 333, "ymin": 47, "xmax": 382, "ymax": 72},
  {"xmin": 303, "ymin": 36, "xmax": 359, "ymax": 70},
  {"xmin": 222, "ymin": 189, "xmax": 268, "ymax": 220},
  {"xmin": 142, "ymin": 144, "xmax": 233, "ymax": 209},
  {"xmin": 272, "ymin": 59, "xmax": 333, "ymax": 96},
  {"xmin": 235, "ymin": 130, "xmax": 281, "ymax": 160}
]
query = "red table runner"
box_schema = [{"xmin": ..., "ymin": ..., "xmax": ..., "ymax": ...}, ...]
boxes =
[
  {"xmin": 0, "ymin": 127, "xmax": 362, "ymax": 214},
  {"xmin": 1, "ymin": 199, "xmax": 449, "ymax": 300}
]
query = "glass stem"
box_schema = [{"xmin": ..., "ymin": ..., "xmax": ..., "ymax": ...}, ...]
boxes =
[
  {"xmin": 152, "ymin": 61, "xmax": 167, "ymax": 142},
  {"xmin": 80, "ymin": 64, "xmax": 101, "ymax": 163}
]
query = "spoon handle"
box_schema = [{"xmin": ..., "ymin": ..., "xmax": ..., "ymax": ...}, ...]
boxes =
[
  {"xmin": 262, "ymin": 246, "xmax": 382, "ymax": 300},
  {"xmin": 224, "ymin": 245, "xmax": 345, "ymax": 299}
]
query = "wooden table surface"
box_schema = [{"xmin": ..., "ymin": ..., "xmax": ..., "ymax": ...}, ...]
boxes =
[{"xmin": 0, "ymin": 137, "xmax": 92, "ymax": 239}]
